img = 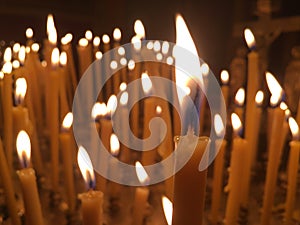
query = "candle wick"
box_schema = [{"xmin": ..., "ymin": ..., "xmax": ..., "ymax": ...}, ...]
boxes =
[{"xmin": 22, "ymin": 151, "xmax": 28, "ymax": 168}]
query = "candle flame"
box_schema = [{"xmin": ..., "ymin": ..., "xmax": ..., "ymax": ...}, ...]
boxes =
[
  {"xmin": 244, "ymin": 28, "xmax": 256, "ymax": 49},
  {"xmin": 91, "ymin": 102, "xmax": 107, "ymax": 119},
  {"xmin": 120, "ymin": 57, "xmax": 127, "ymax": 66},
  {"xmin": 113, "ymin": 28, "xmax": 122, "ymax": 41},
  {"xmin": 266, "ymin": 72, "xmax": 283, "ymax": 101},
  {"xmin": 118, "ymin": 47, "xmax": 125, "ymax": 56},
  {"xmin": 25, "ymin": 28, "xmax": 33, "ymax": 39},
  {"xmin": 61, "ymin": 33, "xmax": 73, "ymax": 45},
  {"xmin": 93, "ymin": 36, "xmax": 100, "ymax": 47},
  {"xmin": 107, "ymin": 95, "xmax": 117, "ymax": 116},
  {"xmin": 46, "ymin": 14, "xmax": 54, "ymax": 35},
  {"xmin": 147, "ymin": 41, "xmax": 154, "ymax": 50},
  {"xmin": 51, "ymin": 48, "xmax": 60, "ymax": 67},
  {"xmin": 156, "ymin": 105, "xmax": 162, "ymax": 115},
  {"xmin": 12, "ymin": 60, "xmax": 20, "ymax": 69},
  {"xmin": 174, "ymin": 14, "xmax": 202, "ymax": 107},
  {"xmin": 128, "ymin": 59, "xmax": 135, "ymax": 70},
  {"xmin": 0, "ymin": 72, "xmax": 4, "ymax": 79},
  {"xmin": 162, "ymin": 196, "xmax": 173, "ymax": 225},
  {"xmin": 62, "ymin": 112, "xmax": 73, "ymax": 129},
  {"xmin": 288, "ymin": 117, "xmax": 299, "ymax": 140},
  {"xmin": 48, "ymin": 22, "xmax": 57, "ymax": 45},
  {"xmin": 110, "ymin": 133, "xmax": 120, "ymax": 156},
  {"xmin": 78, "ymin": 38, "xmax": 88, "ymax": 47},
  {"xmin": 221, "ymin": 70, "xmax": 229, "ymax": 85},
  {"xmin": 102, "ymin": 34, "xmax": 110, "ymax": 44},
  {"xmin": 134, "ymin": 20, "xmax": 145, "ymax": 39},
  {"xmin": 231, "ymin": 113, "xmax": 243, "ymax": 136},
  {"xmin": 15, "ymin": 78, "xmax": 27, "ymax": 104},
  {"xmin": 166, "ymin": 56, "xmax": 174, "ymax": 65},
  {"xmin": 59, "ymin": 51, "xmax": 67, "ymax": 66},
  {"xmin": 110, "ymin": 60, "xmax": 118, "ymax": 70},
  {"xmin": 31, "ymin": 43, "xmax": 40, "ymax": 53},
  {"xmin": 119, "ymin": 82, "xmax": 127, "ymax": 91},
  {"xmin": 95, "ymin": 51, "xmax": 103, "ymax": 60},
  {"xmin": 280, "ymin": 102, "xmax": 288, "ymax": 111},
  {"xmin": 13, "ymin": 43, "xmax": 20, "ymax": 53},
  {"xmin": 77, "ymin": 146, "xmax": 95, "ymax": 189},
  {"xmin": 120, "ymin": 91, "xmax": 128, "ymax": 106},
  {"xmin": 2, "ymin": 62, "xmax": 12, "ymax": 74},
  {"xmin": 214, "ymin": 114, "xmax": 225, "ymax": 137},
  {"xmin": 153, "ymin": 40, "xmax": 161, "ymax": 52},
  {"xmin": 156, "ymin": 53, "xmax": 163, "ymax": 61},
  {"xmin": 270, "ymin": 94, "xmax": 281, "ymax": 107},
  {"xmin": 135, "ymin": 161, "xmax": 150, "ymax": 185},
  {"xmin": 200, "ymin": 63, "xmax": 210, "ymax": 77},
  {"xmin": 162, "ymin": 41, "xmax": 170, "ymax": 55},
  {"xmin": 235, "ymin": 88, "xmax": 245, "ymax": 106},
  {"xmin": 18, "ymin": 46, "xmax": 26, "ymax": 65},
  {"xmin": 85, "ymin": 30, "xmax": 93, "ymax": 41},
  {"xmin": 141, "ymin": 72, "xmax": 152, "ymax": 95},
  {"xmin": 255, "ymin": 90, "xmax": 264, "ymax": 106},
  {"xmin": 285, "ymin": 109, "xmax": 291, "ymax": 119},
  {"xmin": 16, "ymin": 130, "xmax": 31, "ymax": 168},
  {"xmin": 131, "ymin": 35, "xmax": 141, "ymax": 50},
  {"xmin": 4, "ymin": 47, "xmax": 12, "ymax": 63}
]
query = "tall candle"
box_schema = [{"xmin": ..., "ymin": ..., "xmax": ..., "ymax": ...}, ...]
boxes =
[
  {"xmin": 220, "ymin": 70, "xmax": 230, "ymax": 107},
  {"xmin": 59, "ymin": 51, "xmax": 71, "ymax": 119},
  {"xmin": 113, "ymin": 28, "xmax": 122, "ymax": 94},
  {"xmin": 77, "ymin": 146, "xmax": 104, "ymax": 225},
  {"xmin": 210, "ymin": 114, "xmax": 227, "ymax": 225},
  {"xmin": 284, "ymin": 117, "xmax": 300, "ymax": 225},
  {"xmin": 132, "ymin": 161, "xmax": 150, "ymax": 225},
  {"xmin": 234, "ymin": 87, "xmax": 245, "ymax": 122},
  {"xmin": 16, "ymin": 131, "xmax": 44, "ymax": 225},
  {"xmin": 224, "ymin": 113, "xmax": 248, "ymax": 225},
  {"xmin": 0, "ymin": 139, "xmax": 21, "ymax": 225},
  {"xmin": 77, "ymin": 38, "xmax": 93, "ymax": 79},
  {"xmin": 102, "ymin": 34, "xmax": 112, "ymax": 99}
]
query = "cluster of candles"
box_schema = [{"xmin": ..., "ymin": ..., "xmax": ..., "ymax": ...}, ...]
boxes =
[{"xmin": 0, "ymin": 11, "xmax": 299, "ymax": 225}]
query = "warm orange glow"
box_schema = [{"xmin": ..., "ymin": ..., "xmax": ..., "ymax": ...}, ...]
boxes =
[
  {"xmin": 231, "ymin": 113, "xmax": 243, "ymax": 136},
  {"xmin": 235, "ymin": 88, "xmax": 245, "ymax": 106},
  {"xmin": 113, "ymin": 28, "xmax": 122, "ymax": 41},
  {"xmin": 107, "ymin": 95, "xmax": 117, "ymax": 115},
  {"xmin": 214, "ymin": 114, "xmax": 225, "ymax": 137},
  {"xmin": 162, "ymin": 196, "xmax": 173, "ymax": 225},
  {"xmin": 16, "ymin": 130, "xmax": 31, "ymax": 168},
  {"xmin": 119, "ymin": 82, "xmax": 127, "ymax": 91},
  {"xmin": 141, "ymin": 72, "xmax": 152, "ymax": 95},
  {"xmin": 0, "ymin": 72, "xmax": 4, "ymax": 79},
  {"xmin": 120, "ymin": 57, "xmax": 127, "ymax": 66},
  {"xmin": 78, "ymin": 38, "xmax": 88, "ymax": 47},
  {"xmin": 128, "ymin": 60, "xmax": 135, "ymax": 70},
  {"xmin": 244, "ymin": 28, "xmax": 256, "ymax": 49},
  {"xmin": 131, "ymin": 35, "xmax": 141, "ymax": 50},
  {"xmin": 134, "ymin": 20, "xmax": 145, "ymax": 39},
  {"xmin": 26, "ymin": 28, "xmax": 33, "ymax": 39},
  {"xmin": 270, "ymin": 95, "xmax": 281, "ymax": 107},
  {"xmin": 118, "ymin": 47, "xmax": 125, "ymax": 56},
  {"xmin": 102, "ymin": 34, "xmax": 110, "ymax": 44},
  {"xmin": 46, "ymin": 14, "xmax": 55, "ymax": 35},
  {"xmin": 280, "ymin": 102, "xmax": 288, "ymax": 111},
  {"xmin": 47, "ymin": 16, "xmax": 57, "ymax": 45},
  {"xmin": 15, "ymin": 78, "xmax": 27, "ymax": 104},
  {"xmin": 174, "ymin": 14, "xmax": 202, "ymax": 106},
  {"xmin": 85, "ymin": 30, "xmax": 93, "ymax": 41},
  {"xmin": 156, "ymin": 105, "xmax": 162, "ymax": 115},
  {"xmin": 93, "ymin": 36, "xmax": 100, "ymax": 47},
  {"xmin": 266, "ymin": 72, "xmax": 283, "ymax": 99},
  {"xmin": 110, "ymin": 60, "xmax": 118, "ymax": 70},
  {"xmin": 13, "ymin": 43, "xmax": 20, "ymax": 53},
  {"xmin": 61, "ymin": 33, "xmax": 73, "ymax": 45},
  {"xmin": 31, "ymin": 43, "xmax": 40, "ymax": 52},
  {"xmin": 12, "ymin": 60, "xmax": 20, "ymax": 69},
  {"xmin": 110, "ymin": 133, "xmax": 120, "ymax": 156},
  {"xmin": 221, "ymin": 70, "xmax": 229, "ymax": 85},
  {"xmin": 255, "ymin": 90, "xmax": 264, "ymax": 106},
  {"xmin": 135, "ymin": 161, "xmax": 150, "ymax": 185},
  {"xmin": 77, "ymin": 146, "xmax": 95, "ymax": 188},
  {"xmin": 51, "ymin": 48, "xmax": 60, "ymax": 67},
  {"xmin": 4, "ymin": 47, "xmax": 12, "ymax": 63},
  {"xmin": 62, "ymin": 112, "xmax": 73, "ymax": 129},
  {"xmin": 18, "ymin": 46, "xmax": 26, "ymax": 65},
  {"xmin": 95, "ymin": 51, "xmax": 103, "ymax": 60},
  {"xmin": 2, "ymin": 62, "xmax": 12, "ymax": 74},
  {"xmin": 59, "ymin": 52, "xmax": 67, "ymax": 66},
  {"xmin": 91, "ymin": 102, "xmax": 107, "ymax": 119},
  {"xmin": 289, "ymin": 117, "xmax": 299, "ymax": 140},
  {"xmin": 120, "ymin": 91, "xmax": 128, "ymax": 106}
]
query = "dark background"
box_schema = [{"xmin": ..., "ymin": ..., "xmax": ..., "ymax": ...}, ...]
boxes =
[{"xmin": 0, "ymin": 0, "xmax": 299, "ymax": 76}]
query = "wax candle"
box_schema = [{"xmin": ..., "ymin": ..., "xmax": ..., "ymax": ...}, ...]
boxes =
[
  {"xmin": 109, "ymin": 133, "xmax": 121, "ymax": 198},
  {"xmin": 77, "ymin": 146, "xmax": 104, "ymax": 225},
  {"xmin": 77, "ymin": 38, "xmax": 93, "ymax": 79},
  {"xmin": 49, "ymin": 48, "xmax": 60, "ymax": 191},
  {"xmin": 102, "ymin": 34, "xmax": 112, "ymax": 98},
  {"xmin": 93, "ymin": 36, "xmax": 101, "ymax": 58},
  {"xmin": 210, "ymin": 114, "xmax": 227, "ymax": 225},
  {"xmin": 2, "ymin": 61, "xmax": 14, "ymax": 171},
  {"xmin": 0, "ymin": 139, "xmax": 21, "ymax": 225},
  {"xmin": 220, "ymin": 70, "xmax": 230, "ymax": 107},
  {"xmin": 224, "ymin": 113, "xmax": 248, "ymax": 225},
  {"xmin": 60, "ymin": 112, "xmax": 76, "ymax": 212},
  {"xmin": 234, "ymin": 87, "xmax": 245, "ymax": 122},
  {"xmin": 59, "ymin": 51, "xmax": 70, "ymax": 119},
  {"xmin": 162, "ymin": 195, "xmax": 173, "ymax": 225},
  {"xmin": 16, "ymin": 131, "xmax": 44, "ymax": 225},
  {"xmin": 284, "ymin": 117, "xmax": 300, "ymax": 225},
  {"xmin": 132, "ymin": 161, "xmax": 150, "ymax": 225},
  {"xmin": 113, "ymin": 28, "xmax": 122, "ymax": 94}
]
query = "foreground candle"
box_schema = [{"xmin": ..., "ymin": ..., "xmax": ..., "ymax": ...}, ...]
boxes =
[
  {"xmin": 162, "ymin": 195, "xmax": 173, "ymax": 225},
  {"xmin": 16, "ymin": 130, "xmax": 44, "ymax": 225},
  {"xmin": 284, "ymin": 117, "xmax": 300, "ymax": 225},
  {"xmin": 77, "ymin": 146, "xmax": 103, "ymax": 225}
]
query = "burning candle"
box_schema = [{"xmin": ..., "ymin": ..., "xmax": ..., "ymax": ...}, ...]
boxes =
[
  {"xmin": 284, "ymin": 117, "xmax": 300, "ymax": 225},
  {"xmin": 60, "ymin": 112, "xmax": 76, "ymax": 212},
  {"xmin": 77, "ymin": 38, "xmax": 92, "ymax": 79},
  {"xmin": 102, "ymin": 34, "xmax": 112, "ymax": 98},
  {"xmin": 162, "ymin": 195, "xmax": 173, "ymax": 225},
  {"xmin": 78, "ymin": 146, "xmax": 104, "ymax": 225},
  {"xmin": 132, "ymin": 161, "xmax": 150, "ymax": 225},
  {"xmin": 210, "ymin": 114, "xmax": 227, "ymax": 224},
  {"xmin": 220, "ymin": 70, "xmax": 230, "ymax": 107},
  {"xmin": 16, "ymin": 131, "xmax": 44, "ymax": 225},
  {"xmin": 113, "ymin": 28, "xmax": 122, "ymax": 94},
  {"xmin": 234, "ymin": 87, "xmax": 245, "ymax": 122},
  {"xmin": 59, "ymin": 51, "xmax": 70, "ymax": 119},
  {"xmin": 224, "ymin": 113, "xmax": 248, "ymax": 225},
  {"xmin": 261, "ymin": 72, "xmax": 285, "ymax": 225},
  {"xmin": 93, "ymin": 36, "xmax": 100, "ymax": 57}
]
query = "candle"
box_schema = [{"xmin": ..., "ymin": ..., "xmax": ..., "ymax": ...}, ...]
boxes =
[
  {"xmin": 93, "ymin": 36, "xmax": 101, "ymax": 58},
  {"xmin": 77, "ymin": 146, "xmax": 104, "ymax": 225},
  {"xmin": 220, "ymin": 70, "xmax": 230, "ymax": 107},
  {"xmin": 261, "ymin": 73, "xmax": 285, "ymax": 225},
  {"xmin": 113, "ymin": 28, "xmax": 122, "ymax": 94},
  {"xmin": 60, "ymin": 112, "xmax": 76, "ymax": 212},
  {"xmin": 234, "ymin": 87, "xmax": 245, "ymax": 122},
  {"xmin": 210, "ymin": 114, "xmax": 227, "ymax": 224},
  {"xmin": 224, "ymin": 113, "xmax": 248, "ymax": 225},
  {"xmin": 16, "ymin": 131, "xmax": 44, "ymax": 225},
  {"xmin": 162, "ymin": 195, "xmax": 173, "ymax": 225},
  {"xmin": 0, "ymin": 139, "xmax": 21, "ymax": 225},
  {"xmin": 102, "ymin": 34, "xmax": 112, "ymax": 98},
  {"xmin": 77, "ymin": 38, "xmax": 93, "ymax": 79},
  {"xmin": 2, "ymin": 61, "xmax": 14, "ymax": 171},
  {"xmin": 132, "ymin": 161, "xmax": 150, "ymax": 225},
  {"xmin": 59, "ymin": 51, "xmax": 71, "ymax": 119},
  {"xmin": 49, "ymin": 48, "xmax": 60, "ymax": 191},
  {"xmin": 284, "ymin": 117, "xmax": 300, "ymax": 225}
]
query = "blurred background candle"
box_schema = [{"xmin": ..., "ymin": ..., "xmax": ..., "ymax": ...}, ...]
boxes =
[
  {"xmin": 234, "ymin": 87, "xmax": 245, "ymax": 122},
  {"xmin": 78, "ymin": 146, "xmax": 104, "ymax": 225},
  {"xmin": 220, "ymin": 70, "xmax": 230, "ymax": 108}
]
